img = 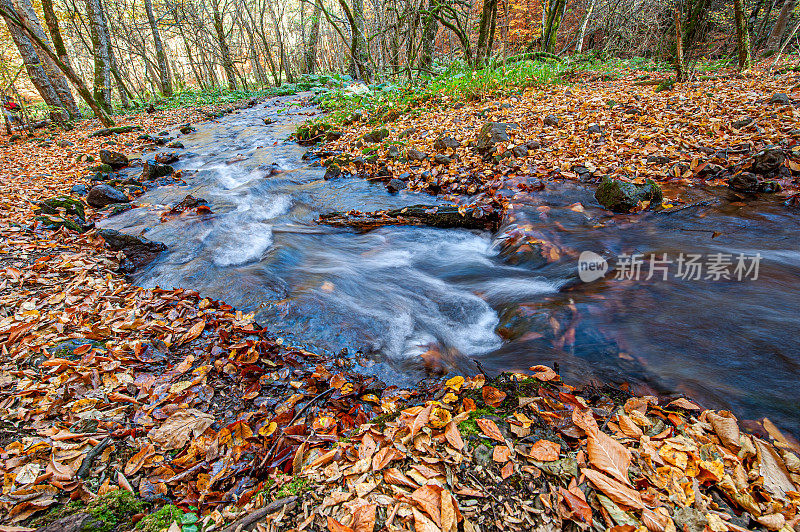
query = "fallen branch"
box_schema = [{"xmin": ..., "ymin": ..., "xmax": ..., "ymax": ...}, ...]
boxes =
[
  {"xmin": 317, "ymin": 204, "xmax": 499, "ymax": 232},
  {"xmin": 221, "ymin": 496, "xmax": 298, "ymax": 532}
]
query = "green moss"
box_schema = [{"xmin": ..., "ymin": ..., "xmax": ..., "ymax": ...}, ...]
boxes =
[
  {"xmin": 83, "ymin": 490, "xmax": 145, "ymax": 532},
  {"xmin": 458, "ymin": 407, "xmax": 498, "ymax": 436},
  {"xmin": 136, "ymin": 505, "xmax": 183, "ymax": 532},
  {"xmin": 275, "ymin": 478, "xmax": 309, "ymax": 498},
  {"xmin": 27, "ymin": 500, "xmax": 86, "ymax": 528}
]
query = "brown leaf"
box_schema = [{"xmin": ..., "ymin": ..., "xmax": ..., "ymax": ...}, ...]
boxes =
[
  {"xmin": 706, "ymin": 411, "xmax": 740, "ymax": 451},
  {"xmin": 352, "ymin": 502, "xmax": 376, "ymax": 532},
  {"xmin": 124, "ymin": 443, "xmax": 155, "ymax": 476},
  {"xmin": 372, "ymin": 446, "xmax": 401, "ymax": 471},
  {"xmin": 618, "ymin": 415, "xmax": 643, "ymax": 439},
  {"xmin": 527, "ymin": 439, "xmax": 560, "ymax": 461},
  {"xmin": 179, "ymin": 319, "xmax": 205, "ymax": 345},
  {"xmin": 500, "ymin": 461, "xmax": 514, "ymax": 479},
  {"xmin": 481, "ymin": 386, "xmax": 506, "ymax": 407},
  {"xmin": 327, "ymin": 516, "xmax": 354, "ymax": 532},
  {"xmin": 147, "ymin": 409, "xmax": 214, "ymax": 450},
  {"xmin": 667, "ymin": 398, "xmax": 700, "ymax": 411},
  {"xmin": 754, "ymin": 438, "xmax": 796, "ymax": 499},
  {"xmin": 493, "ymin": 445, "xmax": 512, "ymax": 463},
  {"xmin": 587, "ymin": 430, "xmax": 632, "ymax": 486},
  {"xmin": 412, "ymin": 507, "xmax": 441, "ymax": 532},
  {"xmin": 582, "ymin": 468, "xmax": 644, "ymax": 510},
  {"xmin": 411, "ymin": 403, "xmax": 433, "ymax": 438},
  {"xmin": 476, "ymin": 418, "xmax": 504, "ymax": 442},
  {"xmin": 411, "ymin": 484, "xmax": 443, "ymax": 526},
  {"xmin": 383, "ymin": 467, "xmax": 419, "ymax": 488},
  {"xmin": 444, "ymin": 421, "xmax": 464, "ymax": 451},
  {"xmin": 641, "ymin": 508, "xmax": 673, "ymax": 532}
]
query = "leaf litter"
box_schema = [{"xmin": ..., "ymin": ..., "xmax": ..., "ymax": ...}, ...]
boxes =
[{"xmin": 1, "ymin": 66, "xmax": 800, "ymax": 531}]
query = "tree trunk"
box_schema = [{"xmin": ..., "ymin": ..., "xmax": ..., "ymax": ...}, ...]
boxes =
[
  {"xmin": 305, "ymin": 0, "xmax": 322, "ymax": 74},
  {"xmin": 419, "ymin": 0, "xmax": 437, "ymax": 72},
  {"xmin": 85, "ymin": 0, "xmax": 113, "ymax": 112},
  {"xmin": 0, "ymin": 0, "xmax": 114, "ymax": 125},
  {"xmin": 2, "ymin": 16, "xmax": 66, "ymax": 122},
  {"xmin": 15, "ymin": 0, "xmax": 81, "ymax": 119},
  {"xmin": 542, "ymin": 0, "xmax": 565, "ymax": 53},
  {"xmin": 144, "ymin": 0, "xmax": 172, "ymax": 95},
  {"xmin": 576, "ymin": 0, "xmax": 597, "ymax": 53},
  {"xmin": 475, "ymin": 0, "xmax": 498, "ymax": 67},
  {"xmin": 211, "ymin": 0, "xmax": 237, "ymax": 90},
  {"xmin": 766, "ymin": 0, "xmax": 796, "ymax": 51},
  {"xmin": 675, "ymin": 5, "xmax": 685, "ymax": 81},
  {"xmin": 341, "ymin": 0, "xmax": 371, "ymax": 81},
  {"xmin": 734, "ymin": 0, "xmax": 753, "ymax": 69}
]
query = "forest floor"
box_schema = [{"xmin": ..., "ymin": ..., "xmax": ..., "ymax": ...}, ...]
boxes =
[{"xmin": 1, "ymin": 62, "xmax": 800, "ymax": 532}]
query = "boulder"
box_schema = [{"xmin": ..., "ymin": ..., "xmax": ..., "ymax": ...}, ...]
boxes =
[
  {"xmin": 155, "ymin": 151, "xmax": 179, "ymax": 165},
  {"xmin": 179, "ymin": 124, "xmax": 196, "ymax": 134},
  {"xmin": 595, "ymin": 177, "xmax": 663, "ymax": 213},
  {"xmin": 387, "ymin": 145, "xmax": 403, "ymax": 159},
  {"xmin": 98, "ymin": 149, "xmax": 128, "ymax": 168},
  {"xmin": 543, "ymin": 115, "xmax": 559, "ymax": 127},
  {"xmin": 587, "ymin": 123, "xmax": 603, "ymax": 135},
  {"xmin": 362, "ymin": 128, "xmax": 389, "ymax": 143},
  {"xmin": 86, "ymin": 185, "xmax": 129, "ymax": 208},
  {"xmin": 407, "ymin": 148, "xmax": 427, "ymax": 162},
  {"xmin": 512, "ymin": 145, "xmax": 529, "ymax": 158},
  {"xmin": 433, "ymin": 154, "xmax": 451, "ymax": 165},
  {"xmin": 750, "ymin": 147, "xmax": 785, "ymax": 174},
  {"xmin": 141, "ymin": 160, "xmax": 174, "ymax": 180},
  {"xmin": 324, "ymin": 164, "xmax": 342, "ymax": 180},
  {"xmin": 167, "ymin": 141, "xmax": 185, "ymax": 149},
  {"xmin": 769, "ymin": 93, "xmax": 791, "ymax": 105},
  {"xmin": 37, "ymin": 196, "xmax": 85, "ymax": 220},
  {"xmin": 71, "ymin": 184, "xmax": 87, "ymax": 196},
  {"xmin": 386, "ymin": 179, "xmax": 406, "ymax": 193},
  {"xmin": 729, "ymin": 172, "xmax": 782, "ymax": 193},
  {"xmin": 476, "ymin": 122, "xmax": 517, "ymax": 153},
  {"xmin": 99, "ymin": 229, "xmax": 166, "ymax": 273},
  {"xmin": 399, "ymin": 127, "xmax": 418, "ymax": 138},
  {"xmin": 647, "ymin": 155, "xmax": 671, "ymax": 165},
  {"xmin": 433, "ymin": 135, "xmax": 460, "ymax": 151}
]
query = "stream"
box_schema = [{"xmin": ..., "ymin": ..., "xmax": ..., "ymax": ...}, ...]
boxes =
[{"xmin": 99, "ymin": 95, "xmax": 800, "ymax": 437}]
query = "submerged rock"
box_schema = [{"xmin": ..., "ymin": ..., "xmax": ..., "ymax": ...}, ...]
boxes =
[
  {"xmin": 99, "ymin": 229, "xmax": 166, "ymax": 273},
  {"xmin": 386, "ymin": 179, "xmax": 406, "ymax": 193},
  {"xmin": 594, "ymin": 177, "xmax": 663, "ymax": 213},
  {"xmin": 141, "ymin": 160, "xmax": 174, "ymax": 180},
  {"xmin": 87, "ymin": 185, "xmax": 129, "ymax": 208}
]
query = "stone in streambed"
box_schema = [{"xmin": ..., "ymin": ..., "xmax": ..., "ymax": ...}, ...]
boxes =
[
  {"xmin": 99, "ymin": 149, "xmax": 129, "ymax": 168},
  {"xmin": 87, "ymin": 184, "xmax": 129, "ymax": 208},
  {"xmin": 36, "ymin": 196, "xmax": 85, "ymax": 220},
  {"xmin": 750, "ymin": 147, "xmax": 785, "ymax": 174},
  {"xmin": 595, "ymin": 177, "xmax": 663, "ymax": 213},
  {"xmin": 98, "ymin": 229, "xmax": 166, "ymax": 273},
  {"xmin": 362, "ymin": 128, "xmax": 389, "ymax": 143},
  {"xmin": 433, "ymin": 135, "xmax": 460, "ymax": 151},
  {"xmin": 475, "ymin": 122, "xmax": 517, "ymax": 153},
  {"xmin": 386, "ymin": 179, "xmax": 406, "ymax": 193},
  {"xmin": 141, "ymin": 160, "xmax": 174, "ymax": 180}
]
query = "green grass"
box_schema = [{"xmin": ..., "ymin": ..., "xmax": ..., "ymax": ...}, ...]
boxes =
[{"xmin": 457, "ymin": 407, "xmax": 498, "ymax": 436}]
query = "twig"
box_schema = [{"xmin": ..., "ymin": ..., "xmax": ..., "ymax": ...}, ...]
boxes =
[
  {"xmin": 221, "ymin": 496, "xmax": 297, "ymax": 532},
  {"xmin": 77, "ymin": 436, "xmax": 112, "ymax": 479}
]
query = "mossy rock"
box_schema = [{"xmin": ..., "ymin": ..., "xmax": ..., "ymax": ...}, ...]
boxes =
[
  {"xmin": 594, "ymin": 177, "xmax": 663, "ymax": 213},
  {"xmin": 36, "ymin": 196, "xmax": 85, "ymax": 220},
  {"xmin": 31, "ymin": 490, "xmax": 144, "ymax": 532},
  {"xmin": 362, "ymin": 128, "xmax": 389, "ymax": 143},
  {"xmin": 34, "ymin": 214, "xmax": 84, "ymax": 233},
  {"xmin": 88, "ymin": 125, "xmax": 143, "ymax": 138},
  {"xmin": 135, "ymin": 505, "xmax": 182, "ymax": 532},
  {"xmin": 89, "ymin": 164, "xmax": 113, "ymax": 173}
]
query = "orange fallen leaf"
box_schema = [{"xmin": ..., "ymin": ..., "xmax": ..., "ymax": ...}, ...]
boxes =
[{"xmin": 476, "ymin": 418, "xmax": 504, "ymax": 442}]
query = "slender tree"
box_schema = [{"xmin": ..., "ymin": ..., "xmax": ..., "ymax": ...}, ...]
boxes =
[
  {"xmin": 144, "ymin": 0, "xmax": 172, "ymax": 95},
  {"xmin": 734, "ymin": 0, "xmax": 752, "ymax": 69}
]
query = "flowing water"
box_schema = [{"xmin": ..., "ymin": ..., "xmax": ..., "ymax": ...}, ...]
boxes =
[{"xmin": 100, "ymin": 96, "xmax": 800, "ymax": 436}]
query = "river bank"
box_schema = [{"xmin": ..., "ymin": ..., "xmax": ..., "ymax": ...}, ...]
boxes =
[{"xmin": 1, "ymin": 67, "xmax": 799, "ymax": 532}]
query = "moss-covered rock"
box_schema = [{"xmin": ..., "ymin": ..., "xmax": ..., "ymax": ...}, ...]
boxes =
[
  {"xmin": 36, "ymin": 196, "xmax": 85, "ymax": 220},
  {"xmin": 135, "ymin": 505, "xmax": 182, "ymax": 532},
  {"xmin": 362, "ymin": 128, "xmax": 389, "ymax": 143},
  {"xmin": 594, "ymin": 177, "xmax": 663, "ymax": 213},
  {"xmin": 31, "ymin": 490, "xmax": 144, "ymax": 532}
]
